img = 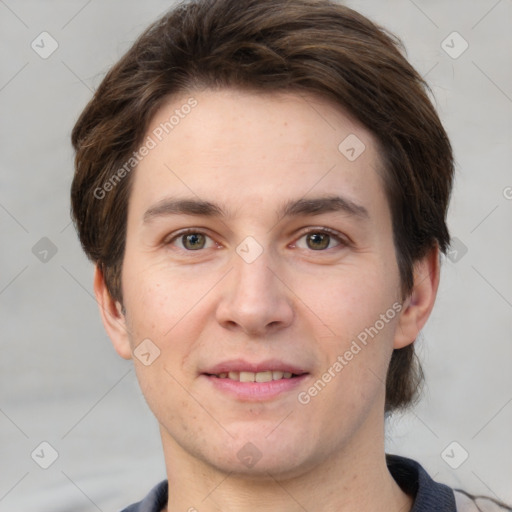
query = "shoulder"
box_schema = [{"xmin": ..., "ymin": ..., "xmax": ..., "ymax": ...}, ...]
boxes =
[
  {"xmin": 386, "ymin": 454, "xmax": 456, "ymax": 510},
  {"xmin": 119, "ymin": 480, "xmax": 168, "ymax": 512},
  {"xmin": 386, "ymin": 454, "xmax": 511, "ymax": 512}
]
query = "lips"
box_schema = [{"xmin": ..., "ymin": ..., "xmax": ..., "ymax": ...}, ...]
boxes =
[
  {"xmin": 200, "ymin": 359, "xmax": 310, "ymax": 400},
  {"xmin": 212, "ymin": 370, "xmax": 297, "ymax": 382},
  {"xmin": 202, "ymin": 358, "xmax": 308, "ymax": 381}
]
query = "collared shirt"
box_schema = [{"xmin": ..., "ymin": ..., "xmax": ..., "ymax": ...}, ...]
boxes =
[{"xmin": 119, "ymin": 454, "xmax": 500, "ymax": 512}]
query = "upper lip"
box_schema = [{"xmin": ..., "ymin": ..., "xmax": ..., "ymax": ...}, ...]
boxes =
[{"xmin": 202, "ymin": 359, "xmax": 309, "ymax": 375}]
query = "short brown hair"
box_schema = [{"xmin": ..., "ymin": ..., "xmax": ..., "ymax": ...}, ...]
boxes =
[{"xmin": 71, "ymin": 0, "xmax": 454, "ymax": 412}]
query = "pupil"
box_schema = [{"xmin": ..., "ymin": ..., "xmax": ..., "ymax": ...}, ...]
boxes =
[
  {"xmin": 184, "ymin": 233, "xmax": 204, "ymax": 250},
  {"xmin": 308, "ymin": 233, "xmax": 329, "ymax": 250}
]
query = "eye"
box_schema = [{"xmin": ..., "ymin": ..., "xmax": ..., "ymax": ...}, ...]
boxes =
[
  {"xmin": 167, "ymin": 230, "xmax": 216, "ymax": 251},
  {"xmin": 294, "ymin": 229, "xmax": 345, "ymax": 251}
]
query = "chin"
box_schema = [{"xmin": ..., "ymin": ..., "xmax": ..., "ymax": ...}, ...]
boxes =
[
  {"xmin": 213, "ymin": 454, "xmax": 313, "ymax": 481},
  {"xmin": 199, "ymin": 428, "xmax": 319, "ymax": 479}
]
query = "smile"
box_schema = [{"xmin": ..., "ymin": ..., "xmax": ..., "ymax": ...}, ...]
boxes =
[{"xmin": 210, "ymin": 370, "xmax": 300, "ymax": 382}]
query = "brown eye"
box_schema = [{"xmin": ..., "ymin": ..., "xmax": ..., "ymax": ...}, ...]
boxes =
[
  {"xmin": 306, "ymin": 232, "xmax": 331, "ymax": 250},
  {"xmin": 294, "ymin": 230, "xmax": 344, "ymax": 251},
  {"xmin": 181, "ymin": 233, "xmax": 206, "ymax": 250}
]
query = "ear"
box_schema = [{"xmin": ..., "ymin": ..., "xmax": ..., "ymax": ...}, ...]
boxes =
[
  {"xmin": 93, "ymin": 265, "xmax": 132, "ymax": 360},
  {"xmin": 394, "ymin": 245, "xmax": 440, "ymax": 349}
]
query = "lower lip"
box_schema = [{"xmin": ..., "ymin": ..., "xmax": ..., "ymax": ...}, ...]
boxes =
[{"xmin": 202, "ymin": 374, "xmax": 309, "ymax": 401}]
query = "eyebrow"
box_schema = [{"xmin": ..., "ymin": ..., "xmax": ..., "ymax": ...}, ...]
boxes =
[{"xmin": 143, "ymin": 195, "xmax": 369, "ymax": 223}]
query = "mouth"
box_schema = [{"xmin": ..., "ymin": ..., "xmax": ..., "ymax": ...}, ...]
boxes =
[
  {"xmin": 205, "ymin": 370, "xmax": 304, "ymax": 382},
  {"xmin": 200, "ymin": 360, "xmax": 310, "ymax": 401}
]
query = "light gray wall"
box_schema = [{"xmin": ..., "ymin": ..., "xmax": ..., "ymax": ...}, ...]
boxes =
[{"xmin": 1, "ymin": 1, "xmax": 510, "ymax": 510}]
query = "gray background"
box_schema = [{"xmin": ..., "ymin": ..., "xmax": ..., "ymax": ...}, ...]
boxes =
[{"xmin": 0, "ymin": 0, "xmax": 511, "ymax": 510}]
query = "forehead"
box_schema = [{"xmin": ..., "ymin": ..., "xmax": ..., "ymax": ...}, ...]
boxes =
[{"xmin": 128, "ymin": 88, "xmax": 387, "ymax": 222}]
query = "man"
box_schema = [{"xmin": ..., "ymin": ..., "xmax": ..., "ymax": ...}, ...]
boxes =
[{"xmin": 70, "ymin": 0, "xmax": 509, "ymax": 510}]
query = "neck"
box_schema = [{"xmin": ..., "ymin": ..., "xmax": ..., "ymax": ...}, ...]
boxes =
[{"xmin": 160, "ymin": 408, "xmax": 412, "ymax": 512}]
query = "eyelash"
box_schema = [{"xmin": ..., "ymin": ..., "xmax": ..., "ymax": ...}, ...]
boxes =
[{"xmin": 164, "ymin": 227, "xmax": 350, "ymax": 252}]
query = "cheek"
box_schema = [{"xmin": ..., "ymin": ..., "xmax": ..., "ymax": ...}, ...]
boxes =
[
  {"xmin": 122, "ymin": 260, "xmax": 209, "ymax": 339},
  {"xmin": 294, "ymin": 262, "xmax": 401, "ymax": 401},
  {"xmin": 121, "ymin": 260, "xmax": 223, "ymax": 400},
  {"xmin": 294, "ymin": 263, "xmax": 400, "ymax": 338}
]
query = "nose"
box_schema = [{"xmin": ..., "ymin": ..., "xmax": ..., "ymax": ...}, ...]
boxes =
[{"xmin": 215, "ymin": 246, "xmax": 294, "ymax": 337}]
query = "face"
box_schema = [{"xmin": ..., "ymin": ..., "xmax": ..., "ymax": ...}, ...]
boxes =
[{"xmin": 112, "ymin": 89, "xmax": 408, "ymax": 477}]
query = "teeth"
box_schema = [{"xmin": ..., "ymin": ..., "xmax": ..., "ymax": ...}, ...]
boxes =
[
  {"xmin": 217, "ymin": 371, "xmax": 296, "ymax": 381},
  {"xmin": 240, "ymin": 371, "xmax": 255, "ymax": 383},
  {"xmin": 255, "ymin": 371, "xmax": 273, "ymax": 382}
]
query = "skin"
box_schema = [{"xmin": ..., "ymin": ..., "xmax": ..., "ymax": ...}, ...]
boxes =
[{"xmin": 95, "ymin": 89, "xmax": 440, "ymax": 512}]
